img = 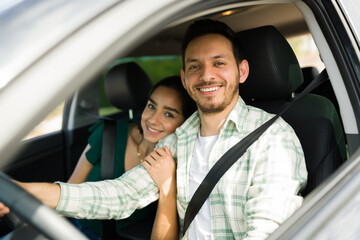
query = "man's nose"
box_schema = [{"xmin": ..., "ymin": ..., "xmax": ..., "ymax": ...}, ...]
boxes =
[{"xmin": 200, "ymin": 64, "xmax": 215, "ymax": 82}]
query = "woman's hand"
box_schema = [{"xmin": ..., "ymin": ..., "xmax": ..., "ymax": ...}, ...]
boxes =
[
  {"xmin": 142, "ymin": 146, "xmax": 176, "ymax": 197},
  {"xmin": 0, "ymin": 202, "xmax": 10, "ymax": 217}
]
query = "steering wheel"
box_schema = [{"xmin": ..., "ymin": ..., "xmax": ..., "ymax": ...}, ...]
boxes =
[{"xmin": 0, "ymin": 172, "xmax": 88, "ymax": 240}]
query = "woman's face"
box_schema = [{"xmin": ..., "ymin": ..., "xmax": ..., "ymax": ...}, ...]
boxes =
[{"xmin": 141, "ymin": 86, "xmax": 185, "ymax": 143}]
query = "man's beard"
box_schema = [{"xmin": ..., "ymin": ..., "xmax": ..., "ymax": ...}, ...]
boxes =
[{"xmin": 191, "ymin": 81, "xmax": 239, "ymax": 114}]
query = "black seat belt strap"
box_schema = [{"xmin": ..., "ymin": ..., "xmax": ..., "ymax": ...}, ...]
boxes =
[
  {"xmin": 101, "ymin": 119, "xmax": 117, "ymax": 240},
  {"xmin": 182, "ymin": 70, "xmax": 328, "ymax": 237},
  {"xmin": 101, "ymin": 119, "xmax": 117, "ymax": 180}
]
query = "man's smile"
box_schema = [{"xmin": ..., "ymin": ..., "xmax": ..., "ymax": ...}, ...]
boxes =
[{"xmin": 199, "ymin": 86, "xmax": 221, "ymax": 93}]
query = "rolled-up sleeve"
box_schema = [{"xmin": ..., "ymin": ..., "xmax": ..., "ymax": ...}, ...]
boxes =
[{"xmin": 55, "ymin": 165, "xmax": 159, "ymax": 220}]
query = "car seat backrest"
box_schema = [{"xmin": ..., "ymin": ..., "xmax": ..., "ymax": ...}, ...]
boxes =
[
  {"xmin": 298, "ymin": 67, "xmax": 320, "ymax": 93},
  {"xmin": 237, "ymin": 26, "xmax": 347, "ymax": 196},
  {"xmin": 298, "ymin": 67, "xmax": 341, "ymax": 118},
  {"xmin": 100, "ymin": 62, "xmax": 154, "ymax": 239},
  {"xmin": 104, "ymin": 61, "xmax": 153, "ymax": 122}
]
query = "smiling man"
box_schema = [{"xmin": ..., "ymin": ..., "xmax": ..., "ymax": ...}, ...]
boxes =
[
  {"xmin": 0, "ymin": 19, "xmax": 307, "ymax": 240},
  {"xmin": 153, "ymin": 19, "xmax": 307, "ymax": 239}
]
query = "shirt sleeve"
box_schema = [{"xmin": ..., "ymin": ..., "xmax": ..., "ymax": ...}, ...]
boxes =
[
  {"xmin": 243, "ymin": 123, "xmax": 307, "ymax": 239},
  {"xmin": 55, "ymin": 164, "xmax": 159, "ymax": 220}
]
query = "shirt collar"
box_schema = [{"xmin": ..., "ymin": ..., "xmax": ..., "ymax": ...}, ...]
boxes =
[
  {"xmin": 175, "ymin": 96, "xmax": 249, "ymax": 137},
  {"xmin": 222, "ymin": 97, "xmax": 249, "ymax": 135},
  {"xmin": 175, "ymin": 110, "xmax": 200, "ymax": 136}
]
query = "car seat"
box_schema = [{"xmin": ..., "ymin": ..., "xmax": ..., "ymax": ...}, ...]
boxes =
[
  {"xmin": 300, "ymin": 67, "xmax": 320, "ymax": 91},
  {"xmin": 298, "ymin": 66, "xmax": 341, "ymax": 118},
  {"xmin": 104, "ymin": 61, "xmax": 153, "ymax": 123},
  {"xmin": 101, "ymin": 61, "xmax": 154, "ymax": 240},
  {"xmin": 237, "ymin": 26, "xmax": 347, "ymax": 196}
]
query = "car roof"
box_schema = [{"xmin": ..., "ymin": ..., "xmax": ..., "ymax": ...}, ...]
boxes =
[
  {"xmin": 0, "ymin": 0, "xmax": 120, "ymax": 89},
  {"xmin": 0, "ymin": 1, "xmax": 307, "ymax": 89}
]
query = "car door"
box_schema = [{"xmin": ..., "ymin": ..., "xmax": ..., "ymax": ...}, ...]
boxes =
[{"xmin": 2, "ymin": 101, "xmax": 91, "ymax": 183}]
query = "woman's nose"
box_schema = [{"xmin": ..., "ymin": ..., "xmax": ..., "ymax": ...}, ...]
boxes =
[{"xmin": 148, "ymin": 111, "xmax": 161, "ymax": 124}]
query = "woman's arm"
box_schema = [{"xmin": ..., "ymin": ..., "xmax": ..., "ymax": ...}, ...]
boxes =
[
  {"xmin": 143, "ymin": 146, "xmax": 179, "ymax": 240},
  {"xmin": 67, "ymin": 144, "xmax": 94, "ymax": 184}
]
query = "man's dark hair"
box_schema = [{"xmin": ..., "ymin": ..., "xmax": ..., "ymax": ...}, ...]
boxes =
[{"xmin": 181, "ymin": 19, "xmax": 243, "ymax": 69}]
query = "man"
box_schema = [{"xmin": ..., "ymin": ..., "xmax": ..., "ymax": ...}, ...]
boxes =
[{"xmin": 0, "ymin": 19, "xmax": 307, "ymax": 239}]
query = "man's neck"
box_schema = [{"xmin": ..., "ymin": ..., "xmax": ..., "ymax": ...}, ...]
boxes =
[{"xmin": 199, "ymin": 97, "xmax": 238, "ymax": 137}]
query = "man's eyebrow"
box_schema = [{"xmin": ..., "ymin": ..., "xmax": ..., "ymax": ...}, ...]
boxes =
[
  {"xmin": 185, "ymin": 54, "xmax": 230, "ymax": 64},
  {"xmin": 213, "ymin": 54, "xmax": 230, "ymax": 60},
  {"xmin": 185, "ymin": 58, "xmax": 198, "ymax": 64},
  {"xmin": 149, "ymin": 97, "xmax": 180, "ymax": 114}
]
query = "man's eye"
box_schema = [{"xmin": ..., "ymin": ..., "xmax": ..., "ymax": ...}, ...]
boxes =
[
  {"xmin": 215, "ymin": 62, "xmax": 225, "ymax": 66},
  {"xmin": 188, "ymin": 65, "xmax": 199, "ymax": 70}
]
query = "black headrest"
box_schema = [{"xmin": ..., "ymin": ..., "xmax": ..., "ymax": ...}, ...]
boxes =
[
  {"xmin": 237, "ymin": 26, "xmax": 303, "ymax": 100},
  {"xmin": 104, "ymin": 62, "xmax": 153, "ymax": 114}
]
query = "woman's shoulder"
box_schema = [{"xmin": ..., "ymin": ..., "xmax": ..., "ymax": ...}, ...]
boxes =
[{"xmin": 128, "ymin": 124, "xmax": 142, "ymax": 144}]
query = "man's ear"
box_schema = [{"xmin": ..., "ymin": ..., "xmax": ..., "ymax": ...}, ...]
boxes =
[
  {"xmin": 239, "ymin": 59, "xmax": 249, "ymax": 84},
  {"xmin": 180, "ymin": 69, "xmax": 186, "ymax": 88}
]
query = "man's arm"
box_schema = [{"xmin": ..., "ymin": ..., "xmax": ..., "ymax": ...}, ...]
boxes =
[
  {"xmin": 18, "ymin": 181, "xmax": 61, "ymax": 209},
  {"xmin": 56, "ymin": 164, "xmax": 159, "ymax": 220},
  {"xmin": 0, "ymin": 165, "xmax": 159, "ymax": 220},
  {"xmin": 0, "ymin": 181, "xmax": 60, "ymax": 217}
]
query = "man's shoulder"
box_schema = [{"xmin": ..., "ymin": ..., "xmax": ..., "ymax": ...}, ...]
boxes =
[{"xmin": 245, "ymin": 104, "xmax": 295, "ymax": 133}]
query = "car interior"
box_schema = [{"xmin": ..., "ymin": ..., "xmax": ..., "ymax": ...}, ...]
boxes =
[{"xmin": 1, "ymin": 1, "xmax": 356, "ymax": 238}]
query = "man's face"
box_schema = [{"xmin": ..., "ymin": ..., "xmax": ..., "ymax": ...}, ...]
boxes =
[{"xmin": 181, "ymin": 34, "xmax": 247, "ymax": 114}]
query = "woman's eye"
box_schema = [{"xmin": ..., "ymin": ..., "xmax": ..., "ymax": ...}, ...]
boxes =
[
  {"xmin": 147, "ymin": 103, "xmax": 155, "ymax": 109},
  {"xmin": 165, "ymin": 112, "xmax": 174, "ymax": 118}
]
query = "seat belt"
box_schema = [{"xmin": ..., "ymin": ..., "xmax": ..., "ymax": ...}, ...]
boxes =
[
  {"xmin": 182, "ymin": 70, "xmax": 328, "ymax": 237},
  {"xmin": 101, "ymin": 119, "xmax": 117, "ymax": 240}
]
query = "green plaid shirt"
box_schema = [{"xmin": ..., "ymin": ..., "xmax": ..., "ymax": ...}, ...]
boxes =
[{"xmin": 56, "ymin": 97, "xmax": 307, "ymax": 239}]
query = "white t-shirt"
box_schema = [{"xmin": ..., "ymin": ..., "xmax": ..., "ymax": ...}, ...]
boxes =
[{"xmin": 189, "ymin": 132, "xmax": 218, "ymax": 240}]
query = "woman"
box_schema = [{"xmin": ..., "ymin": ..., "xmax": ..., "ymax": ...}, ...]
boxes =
[{"xmin": 67, "ymin": 75, "xmax": 196, "ymax": 239}]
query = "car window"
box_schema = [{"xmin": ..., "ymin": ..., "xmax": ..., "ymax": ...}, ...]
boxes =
[
  {"xmin": 99, "ymin": 56, "xmax": 182, "ymax": 116},
  {"xmin": 287, "ymin": 33, "xmax": 325, "ymax": 71},
  {"xmin": 22, "ymin": 102, "xmax": 64, "ymax": 141}
]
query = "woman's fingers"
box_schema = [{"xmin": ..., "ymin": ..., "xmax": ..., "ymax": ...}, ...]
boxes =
[
  {"xmin": 0, "ymin": 202, "xmax": 10, "ymax": 217},
  {"xmin": 142, "ymin": 146, "xmax": 174, "ymax": 170},
  {"xmin": 164, "ymin": 145, "xmax": 173, "ymax": 157}
]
